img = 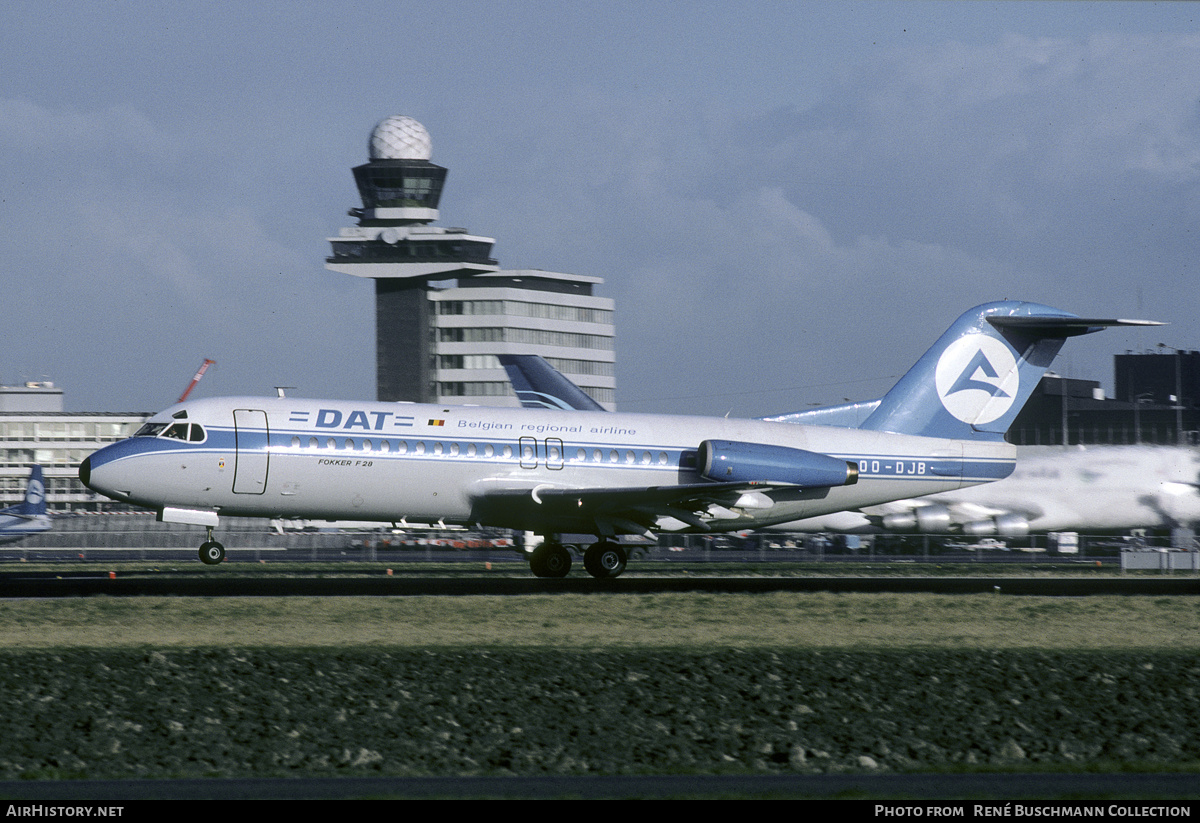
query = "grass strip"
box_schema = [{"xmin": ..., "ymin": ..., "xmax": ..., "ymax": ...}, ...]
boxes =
[{"xmin": 0, "ymin": 592, "xmax": 1195, "ymax": 651}]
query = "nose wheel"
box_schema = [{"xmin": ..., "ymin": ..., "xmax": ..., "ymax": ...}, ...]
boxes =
[{"xmin": 199, "ymin": 527, "xmax": 226, "ymax": 565}]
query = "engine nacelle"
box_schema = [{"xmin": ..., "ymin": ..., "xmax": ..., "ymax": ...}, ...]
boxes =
[
  {"xmin": 994, "ymin": 513, "xmax": 1030, "ymax": 537},
  {"xmin": 881, "ymin": 511, "xmax": 918, "ymax": 531},
  {"xmin": 697, "ymin": 440, "xmax": 858, "ymax": 488},
  {"xmin": 962, "ymin": 513, "xmax": 1030, "ymax": 537},
  {"xmin": 881, "ymin": 504, "xmax": 953, "ymax": 533},
  {"xmin": 914, "ymin": 504, "xmax": 952, "ymax": 533}
]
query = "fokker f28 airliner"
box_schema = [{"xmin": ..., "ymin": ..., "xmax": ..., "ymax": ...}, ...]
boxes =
[{"xmin": 80, "ymin": 302, "xmax": 1156, "ymax": 577}]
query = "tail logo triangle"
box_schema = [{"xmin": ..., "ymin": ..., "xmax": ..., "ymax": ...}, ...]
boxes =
[
  {"xmin": 935, "ymin": 335, "xmax": 1019, "ymax": 425},
  {"xmin": 26, "ymin": 478, "xmax": 44, "ymax": 507}
]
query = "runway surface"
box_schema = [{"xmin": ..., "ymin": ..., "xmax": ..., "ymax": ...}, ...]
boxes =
[{"xmin": 1, "ymin": 570, "xmax": 1197, "ymax": 597}]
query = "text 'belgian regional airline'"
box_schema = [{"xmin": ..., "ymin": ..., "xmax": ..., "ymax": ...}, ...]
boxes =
[{"xmin": 80, "ymin": 301, "xmax": 1156, "ymax": 577}]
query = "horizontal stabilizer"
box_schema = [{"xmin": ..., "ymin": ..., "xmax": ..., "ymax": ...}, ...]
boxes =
[{"xmin": 987, "ymin": 316, "xmax": 1163, "ymax": 338}]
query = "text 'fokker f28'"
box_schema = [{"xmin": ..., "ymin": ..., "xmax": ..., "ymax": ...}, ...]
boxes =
[{"xmin": 80, "ymin": 301, "xmax": 1156, "ymax": 578}]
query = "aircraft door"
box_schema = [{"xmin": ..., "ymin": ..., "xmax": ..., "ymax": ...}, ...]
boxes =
[
  {"xmin": 518, "ymin": 436, "xmax": 539, "ymax": 469},
  {"xmin": 546, "ymin": 438, "xmax": 564, "ymax": 470},
  {"xmin": 232, "ymin": 409, "xmax": 270, "ymax": 494}
]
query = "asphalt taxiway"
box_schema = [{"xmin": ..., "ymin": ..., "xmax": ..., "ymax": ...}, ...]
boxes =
[{"xmin": 1, "ymin": 570, "xmax": 1197, "ymax": 597}]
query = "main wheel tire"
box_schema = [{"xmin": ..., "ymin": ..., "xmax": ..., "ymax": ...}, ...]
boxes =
[
  {"xmin": 584, "ymin": 541, "xmax": 628, "ymax": 579},
  {"xmin": 529, "ymin": 542, "xmax": 571, "ymax": 578},
  {"xmin": 199, "ymin": 540, "xmax": 226, "ymax": 565}
]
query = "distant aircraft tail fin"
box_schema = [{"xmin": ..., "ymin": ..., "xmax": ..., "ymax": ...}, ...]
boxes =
[
  {"xmin": 12, "ymin": 465, "xmax": 46, "ymax": 517},
  {"xmin": 499, "ymin": 355, "xmax": 608, "ymax": 411},
  {"xmin": 859, "ymin": 301, "xmax": 1160, "ymax": 440}
]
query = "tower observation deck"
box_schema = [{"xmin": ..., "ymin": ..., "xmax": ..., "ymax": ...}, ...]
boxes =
[{"xmin": 326, "ymin": 116, "xmax": 615, "ymax": 408}]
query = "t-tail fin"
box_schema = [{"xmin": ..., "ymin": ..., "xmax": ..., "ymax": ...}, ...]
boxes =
[
  {"xmin": 498, "ymin": 355, "xmax": 608, "ymax": 411},
  {"xmin": 859, "ymin": 301, "xmax": 1160, "ymax": 440}
]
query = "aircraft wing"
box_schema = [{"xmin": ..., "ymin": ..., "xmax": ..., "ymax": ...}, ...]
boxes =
[
  {"xmin": 0, "ymin": 513, "xmax": 47, "ymax": 523},
  {"xmin": 470, "ymin": 480, "xmax": 798, "ymax": 537}
]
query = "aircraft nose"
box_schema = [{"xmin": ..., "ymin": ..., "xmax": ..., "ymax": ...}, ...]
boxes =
[{"xmin": 78, "ymin": 456, "xmax": 92, "ymax": 489}]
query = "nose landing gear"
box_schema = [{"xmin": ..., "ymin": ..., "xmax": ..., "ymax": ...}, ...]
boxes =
[{"xmin": 199, "ymin": 526, "xmax": 226, "ymax": 565}]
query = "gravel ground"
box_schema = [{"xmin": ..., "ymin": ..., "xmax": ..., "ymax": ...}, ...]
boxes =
[{"xmin": 1, "ymin": 649, "xmax": 1197, "ymax": 778}]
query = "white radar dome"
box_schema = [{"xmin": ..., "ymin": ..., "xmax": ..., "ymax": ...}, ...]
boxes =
[{"xmin": 368, "ymin": 115, "xmax": 432, "ymax": 161}]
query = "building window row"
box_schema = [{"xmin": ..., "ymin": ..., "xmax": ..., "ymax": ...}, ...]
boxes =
[
  {"xmin": 439, "ymin": 381, "xmax": 512, "ymax": 397},
  {"xmin": 0, "ymin": 474, "xmax": 84, "ymax": 498},
  {"xmin": 438, "ymin": 381, "xmax": 613, "ymax": 404},
  {"xmin": 434, "ymin": 355, "xmax": 614, "ymax": 378},
  {"xmin": 437, "ymin": 300, "xmax": 613, "ymax": 325},
  {"xmin": 328, "ymin": 239, "xmax": 495, "ymax": 263},
  {"xmin": 437, "ymin": 354, "xmax": 501, "ymax": 370},
  {"xmin": 1, "ymin": 448, "xmax": 89, "ymax": 467},
  {"xmin": 0, "ymin": 421, "xmax": 137, "ymax": 442},
  {"xmin": 580, "ymin": 387, "xmax": 614, "ymax": 404},
  {"xmin": 545, "ymin": 358, "xmax": 614, "ymax": 378},
  {"xmin": 437, "ymin": 327, "xmax": 613, "ymax": 350}
]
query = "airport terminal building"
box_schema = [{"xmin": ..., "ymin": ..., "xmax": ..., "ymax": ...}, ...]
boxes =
[
  {"xmin": 0, "ymin": 383, "xmax": 146, "ymax": 511},
  {"xmin": 1009, "ymin": 350, "xmax": 1200, "ymax": 447},
  {"xmin": 325, "ymin": 115, "xmax": 616, "ymax": 410}
]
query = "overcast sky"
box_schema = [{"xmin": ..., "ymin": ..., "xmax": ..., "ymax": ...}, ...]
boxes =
[{"xmin": 2, "ymin": 1, "xmax": 1197, "ymax": 415}]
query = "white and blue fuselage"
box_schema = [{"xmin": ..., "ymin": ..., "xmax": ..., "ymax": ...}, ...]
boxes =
[{"xmin": 81, "ymin": 395, "xmax": 1012, "ymax": 533}]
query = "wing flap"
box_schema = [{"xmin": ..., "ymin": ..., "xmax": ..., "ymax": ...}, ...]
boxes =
[{"xmin": 470, "ymin": 480, "xmax": 789, "ymax": 535}]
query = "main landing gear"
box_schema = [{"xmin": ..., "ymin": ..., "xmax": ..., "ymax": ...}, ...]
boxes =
[
  {"xmin": 199, "ymin": 526, "xmax": 226, "ymax": 565},
  {"xmin": 529, "ymin": 539, "xmax": 628, "ymax": 579}
]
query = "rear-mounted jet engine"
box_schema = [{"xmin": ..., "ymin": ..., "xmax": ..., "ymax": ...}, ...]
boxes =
[{"xmin": 697, "ymin": 439, "xmax": 859, "ymax": 488}]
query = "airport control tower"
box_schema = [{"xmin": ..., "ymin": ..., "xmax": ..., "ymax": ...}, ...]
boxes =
[{"xmin": 326, "ymin": 116, "xmax": 615, "ymax": 408}]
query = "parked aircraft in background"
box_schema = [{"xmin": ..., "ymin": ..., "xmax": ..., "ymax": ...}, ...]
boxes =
[
  {"xmin": 782, "ymin": 445, "xmax": 1200, "ymax": 536},
  {"xmin": 500, "ymin": 358, "xmax": 1200, "ymax": 538},
  {"xmin": 80, "ymin": 301, "xmax": 1153, "ymax": 577},
  {"xmin": 0, "ymin": 466, "xmax": 51, "ymax": 544}
]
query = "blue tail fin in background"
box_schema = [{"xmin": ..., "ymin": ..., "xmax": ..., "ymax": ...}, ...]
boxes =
[
  {"xmin": 499, "ymin": 355, "xmax": 607, "ymax": 411},
  {"xmin": 859, "ymin": 301, "xmax": 1159, "ymax": 440},
  {"xmin": 0, "ymin": 465, "xmax": 51, "ymax": 544},
  {"xmin": 11, "ymin": 465, "xmax": 46, "ymax": 517}
]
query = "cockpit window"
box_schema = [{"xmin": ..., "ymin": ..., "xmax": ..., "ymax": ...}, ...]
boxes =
[
  {"xmin": 162, "ymin": 423, "xmax": 191, "ymax": 440},
  {"xmin": 143, "ymin": 422, "xmax": 207, "ymax": 442}
]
